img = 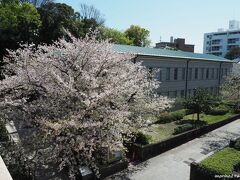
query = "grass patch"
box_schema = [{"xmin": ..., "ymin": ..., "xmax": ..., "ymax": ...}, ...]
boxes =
[
  {"xmin": 183, "ymin": 112, "xmax": 236, "ymax": 124},
  {"xmin": 200, "ymin": 147, "xmax": 240, "ymax": 175},
  {"xmin": 140, "ymin": 123, "xmax": 178, "ymax": 144}
]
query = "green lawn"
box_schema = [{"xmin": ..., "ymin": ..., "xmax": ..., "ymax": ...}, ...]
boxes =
[
  {"xmin": 183, "ymin": 112, "xmax": 236, "ymax": 124},
  {"xmin": 200, "ymin": 147, "xmax": 240, "ymax": 175},
  {"xmin": 140, "ymin": 123, "xmax": 178, "ymax": 144}
]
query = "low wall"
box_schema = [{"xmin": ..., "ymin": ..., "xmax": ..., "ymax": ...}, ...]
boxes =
[
  {"xmin": 132, "ymin": 114, "xmax": 240, "ymax": 161},
  {"xmin": 79, "ymin": 160, "xmax": 128, "ymax": 180},
  {"xmin": 99, "ymin": 160, "xmax": 128, "ymax": 179},
  {"xmin": 190, "ymin": 162, "xmax": 215, "ymax": 180}
]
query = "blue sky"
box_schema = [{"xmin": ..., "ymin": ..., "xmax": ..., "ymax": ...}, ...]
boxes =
[{"xmin": 57, "ymin": 0, "xmax": 240, "ymax": 53}]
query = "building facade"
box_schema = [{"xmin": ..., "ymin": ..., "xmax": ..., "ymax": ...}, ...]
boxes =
[
  {"xmin": 156, "ymin": 38, "xmax": 195, "ymax": 52},
  {"xmin": 203, "ymin": 20, "xmax": 240, "ymax": 57},
  {"xmin": 114, "ymin": 44, "xmax": 234, "ymax": 98}
]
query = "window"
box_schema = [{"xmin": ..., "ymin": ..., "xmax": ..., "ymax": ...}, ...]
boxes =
[
  {"xmin": 174, "ymin": 68, "xmax": 178, "ymax": 80},
  {"xmin": 229, "ymin": 31, "xmax": 240, "ymax": 35},
  {"xmin": 174, "ymin": 91, "xmax": 177, "ymax": 97},
  {"xmin": 201, "ymin": 68, "xmax": 204, "ymax": 79},
  {"xmin": 228, "ymin": 45, "xmax": 239, "ymax": 50},
  {"xmin": 225, "ymin": 68, "xmax": 228, "ymax": 76},
  {"xmin": 188, "ymin": 68, "xmax": 192, "ymax": 80},
  {"xmin": 211, "ymin": 68, "xmax": 214, "ymax": 79},
  {"xmin": 194, "ymin": 68, "xmax": 198, "ymax": 80},
  {"xmin": 221, "ymin": 68, "xmax": 224, "ymax": 78},
  {"xmin": 182, "ymin": 68, "xmax": 186, "ymax": 80},
  {"xmin": 155, "ymin": 68, "xmax": 162, "ymax": 81},
  {"xmin": 228, "ymin": 38, "xmax": 239, "ymax": 44},
  {"xmin": 211, "ymin": 46, "xmax": 222, "ymax": 51},
  {"xmin": 188, "ymin": 89, "xmax": 191, "ymax": 97},
  {"xmin": 216, "ymin": 68, "xmax": 219, "ymax": 79},
  {"xmin": 181, "ymin": 90, "xmax": 185, "ymax": 97},
  {"xmin": 206, "ymin": 68, "xmax": 209, "ymax": 79},
  {"xmin": 166, "ymin": 68, "xmax": 170, "ymax": 80},
  {"xmin": 213, "ymin": 32, "xmax": 227, "ymax": 36},
  {"xmin": 212, "ymin": 39, "xmax": 221, "ymax": 45}
]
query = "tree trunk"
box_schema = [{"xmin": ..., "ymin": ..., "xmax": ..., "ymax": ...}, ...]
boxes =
[{"xmin": 197, "ymin": 112, "xmax": 200, "ymax": 121}]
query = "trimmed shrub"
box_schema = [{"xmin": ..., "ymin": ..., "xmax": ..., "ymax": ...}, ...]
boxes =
[
  {"xmin": 200, "ymin": 147, "xmax": 240, "ymax": 175},
  {"xmin": 207, "ymin": 105, "xmax": 229, "ymax": 115},
  {"xmin": 134, "ymin": 132, "xmax": 151, "ymax": 145},
  {"xmin": 173, "ymin": 123, "xmax": 194, "ymax": 135},
  {"xmin": 157, "ymin": 109, "xmax": 191, "ymax": 123}
]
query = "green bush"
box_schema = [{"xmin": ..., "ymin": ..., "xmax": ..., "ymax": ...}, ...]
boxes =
[
  {"xmin": 234, "ymin": 139, "xmax": 240, "ymax": 151},
  {"xmin": 207, "ymin": 105, "xmax": 229, "ymax": 115},
  {"xmin": 200, "ymin": 147, "xmax": 240, "ymax": 175},
  {"xmin": 134, "ymin": 132, "xmax": 151, "ymax": 145},
  {"xmin": 173, "ymin": 123, "xmax": 194, "ymax": 135},
  {"xmin": 157, "ymin": 109, "xmax": 190, "ymax": 123}
]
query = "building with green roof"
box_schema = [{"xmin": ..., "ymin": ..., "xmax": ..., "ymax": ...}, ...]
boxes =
[{"xmin": 113, "ymin": 44, "xmax": 234, "ymax": 97}]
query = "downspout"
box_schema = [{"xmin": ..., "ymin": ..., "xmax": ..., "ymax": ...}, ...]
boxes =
[
  {"xmin": 185, "ymin": 60, "xmax": 190, "ymax": 98},
  {"xmin": 218, "ymin": 62, "xmax": 223, "ymax": 95}
]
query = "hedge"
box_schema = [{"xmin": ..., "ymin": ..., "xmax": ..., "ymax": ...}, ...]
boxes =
[
  {"xmin": 207, "ymin": 105, "xmax": 229, "ymax": 115},
  {"xmin": 200, "ymin": 147, "xmax": 240, "ymax": 175},
  {"xmin": 173, "ymin": 123, "xmax": 194, "ymax": 135},
  {"xmin": 157, "ymin": 109, "xmax": 191, "ymax": 123},
  {"xmin": 134, "ymin": 132, "xmax": 152, "ymax": 145}
]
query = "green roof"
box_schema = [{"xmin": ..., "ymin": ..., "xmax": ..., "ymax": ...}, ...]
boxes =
[{"xmin": 113, "ymin": 44, "xmax": 233, "ymax": 62}]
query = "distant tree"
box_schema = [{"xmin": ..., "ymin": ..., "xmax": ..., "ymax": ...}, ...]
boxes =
[
  {"xmin": 37, "ymin": 2, "xmax": 82, "ymax": 44},
  {"xmin": 125, "ymin": 25, "xmax": 151, "ymax": 47},
  {"xmin": 19, "ymin": 0, "xmax": 54, "ymax": 7},
  {"xmin": 225, "ymin": 47, "xmax": 240, "ymax": 60},
  {"xmin": 79, "ymin": 3, "xmax": 105, "ymax": 25},
  {"xmin": 0, "ymin": 1, "xmax": 41, "ymax": 79},
  {"xmin": 184, "ymin": 88, "xmax": 211, "ymax": 121},
  {"xmin": 78, "ymin": 4, "xmax": 105, "ymax": 36},
  {"xmin": 99, "ymin": 27, "xmax": 132, "ymax": 45},
  {"xmin": 0, "ymin": 0, "xmax": 18, "ymax": 4}
]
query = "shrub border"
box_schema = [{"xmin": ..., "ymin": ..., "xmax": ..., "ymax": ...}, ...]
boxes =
[{"xmin": 131, "ymin": 114, "xmax": 240, "ymax": 161}]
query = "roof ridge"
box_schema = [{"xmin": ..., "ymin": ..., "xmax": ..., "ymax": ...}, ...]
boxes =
[{"xmin": 113, "ymin": 44, "xmax": 232, "ymax": 62}]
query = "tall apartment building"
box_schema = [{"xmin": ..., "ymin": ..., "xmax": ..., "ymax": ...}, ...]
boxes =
[
  {"xmin": 156, "ymin": 37, "xmax": 195, "ymax": 52},
  {"xmin": 203, "ymin": 20, "xmax": 240, "ymax": 57},
  {"xmin": 113, "ymin": 44, "xmax": 234, "ymax": 98}
]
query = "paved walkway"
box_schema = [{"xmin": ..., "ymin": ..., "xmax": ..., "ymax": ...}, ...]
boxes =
[
  {"xmin": 107, "ymin": 119, "xmax": 240, "ymax": 180},
  {"xmin": 0, "ymin": 156, "xmax": 13, "ymax": 180}
]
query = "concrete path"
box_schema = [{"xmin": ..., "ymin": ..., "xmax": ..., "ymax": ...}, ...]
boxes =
[
  {"xmin": 0, "ymin": 156, "xmax": 13, "ymax": 180},
  {"xmin": 107, "ymin": 119, "xmax": 240, "ymax": 180}
]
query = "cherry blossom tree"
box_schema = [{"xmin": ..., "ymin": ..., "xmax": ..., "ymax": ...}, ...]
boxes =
[
  {"xmin": 0, "ymin": 32, "xmax": 172, "ymax": 179},
  {"xmin": 221, "ymin": 63, "xmax": 240, "ymax": 107}
]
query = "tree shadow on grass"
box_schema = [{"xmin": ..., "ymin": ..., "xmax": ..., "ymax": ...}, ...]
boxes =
[{"xmin": 105, "ymin": 161, "xmax": 149, "ymax": 180}]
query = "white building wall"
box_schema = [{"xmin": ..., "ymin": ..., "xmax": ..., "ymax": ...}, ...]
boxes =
[
  {"xmin": 136, "ymin": 56, "xmax": 233, "ymax": 97},
  {"xmin": 203, "ymin": 21, "xmax": 240, "ymax": 57}
]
